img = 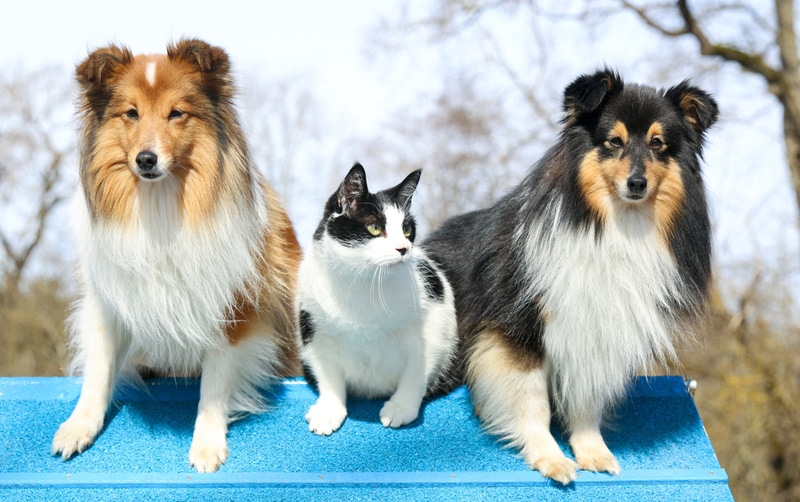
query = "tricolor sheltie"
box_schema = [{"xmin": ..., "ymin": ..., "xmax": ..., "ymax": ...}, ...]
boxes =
[
  {"xmin": 51, "ymin": 39, "xmax": 302, "ymax": 472},
  {"xmin": 424, "ymin": 69, "xmax": 718, "ymax": 484}
]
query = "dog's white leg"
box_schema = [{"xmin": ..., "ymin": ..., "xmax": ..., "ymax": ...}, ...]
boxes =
[
  {"xmin": 468, "ymin": 331, "xmax": 578, "ymax": 485},
  {"xmin": 189, "ymin": 344, "xmax": 238, "ymax": 473},
  {"xmin": 53, "ymin": 295, "xmax": 127, "ymax": 459},
  {"xmin": 569, "ymin": 413, "xmax": 620, "ymax": 475},
  {"xmin": 380, "ymin": 336, "xmax": 426, "ymax": 428}
]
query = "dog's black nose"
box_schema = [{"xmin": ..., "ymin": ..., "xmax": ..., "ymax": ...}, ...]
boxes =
[
  {"xmin": 136, "ymin": 151, "xmax": 158, "ymax": 171},
  {"xmin": 627, "ymin": 175, "xmax": 647, "ymax": 194}
]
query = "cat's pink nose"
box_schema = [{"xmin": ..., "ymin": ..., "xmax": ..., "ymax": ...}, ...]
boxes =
[{"xmin": 396, "ymin": 246, "xmax": 408, "ymax": 256}]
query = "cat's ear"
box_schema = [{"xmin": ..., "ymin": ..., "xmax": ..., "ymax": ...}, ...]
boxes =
[
  {"xmin": 390, "ymin": 169, "xmax": 421, "ymax": 210},
  {"xmin": 337, "ymin": 163, "xmax": 369, "ymax": 215}
]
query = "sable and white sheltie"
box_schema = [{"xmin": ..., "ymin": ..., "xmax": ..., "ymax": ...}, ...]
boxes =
[
  {"xmin": 51, "ymin": 39, "xmax": 302, "ymax": 472},
  {"xmin": 424, "ymin": 69, "xmax": 718, "ymax": 484}
]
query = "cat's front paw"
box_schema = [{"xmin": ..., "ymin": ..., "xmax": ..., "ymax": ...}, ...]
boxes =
[
  {"xmin": 305, "ymin": 401, "xmax": 347, "ymax": 436},
  {"xmin": 379, "ymin": 399, "xmax": 420, "ymax": 428}
]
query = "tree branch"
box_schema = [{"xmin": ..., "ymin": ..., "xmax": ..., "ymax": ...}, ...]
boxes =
[
  {"xmin": 482, "ymin": 28, "xmax": 559, "ymax": 130},
  {"xmin": 775, "ymin": 0, "xmax": 800, "ymax": 98},
  {"xmin": 679, "ymin": 0, "xmax": 782, "ymax": 85},
  {"xmin": 0, "ymin": 140, "xmax": 66, "ymax": 291},
  {"xmin": 620, "ymin": 0, "xmax": 688, "ymax": 37},
  {"xmin": 623, "ymin": 0, "xmax": 783, "ymax": 87},
  {"xmin": 0, "ymin": 234, "xmax": 18, "ymax": 268}
]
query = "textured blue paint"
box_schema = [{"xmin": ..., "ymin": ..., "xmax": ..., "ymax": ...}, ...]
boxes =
[{"xmin": 0, "ymin": 376, "xmax": 733, "ymax": 501}]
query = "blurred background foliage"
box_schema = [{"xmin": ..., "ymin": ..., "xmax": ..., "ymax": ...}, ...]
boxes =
[{"xmin": 1, "ymin": 1, "xmax": 798, "ymax": 500}]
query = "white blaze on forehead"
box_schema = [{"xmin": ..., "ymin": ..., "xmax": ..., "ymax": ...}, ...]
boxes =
[
  {"xmin": 145, "ymin": 61, "xmax": 157, "ymax": 87},
  {"xmin": 384, "ymin": 205, "xmax": 410, "ymax": 248}
]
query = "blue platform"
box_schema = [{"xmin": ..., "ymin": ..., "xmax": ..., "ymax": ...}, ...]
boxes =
[{"xmin": 0, "ymin": 376, "xmax": 732, "ymax": 501}]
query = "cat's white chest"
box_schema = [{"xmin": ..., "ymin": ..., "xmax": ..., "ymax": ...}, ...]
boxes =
[
  {"xmin": 298, "ymin": 243, "xmax": 421, "ymax": 328},
  {"xmin": 297, "ymin": 241, "xmax": 428, "ymax": 396},
  {"xmin": 304, "ymin": 319, "xmax": 421, "ymax": 397}
]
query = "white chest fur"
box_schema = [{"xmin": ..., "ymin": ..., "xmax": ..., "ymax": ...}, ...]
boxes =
[
  {"xmin": 298, "ymin": 239, "xmax": 426, "ymax": 395},
  {"xmin": 521, "ymin": 201, "xmax": 684, "ymax": 422},
  {"xmin": 74, "ymin": 186, "xmax": 265, "ymax": 369}
]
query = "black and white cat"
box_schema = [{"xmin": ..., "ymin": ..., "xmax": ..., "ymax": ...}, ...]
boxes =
[{"xmin": 296, "ymin": 163, "xmax": 459, "ymax": 435}]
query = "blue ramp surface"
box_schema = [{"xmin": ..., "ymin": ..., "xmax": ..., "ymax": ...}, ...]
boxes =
[{"xmin": 0, "ymin": 376, "xmax": 732, "ymax": 501}]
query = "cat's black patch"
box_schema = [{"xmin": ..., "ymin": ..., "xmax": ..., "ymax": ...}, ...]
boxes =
[
  {"xmin": 402, "ymin": 214, "xmax": 417, "ymax": 244},
  {"xmin": 417, "ymin": 258, "xmax": 445, "ymax": 302},
  {"xmin": 312, "ymin": 220, "xmax": 325, "ymax": 241},
  {"xmin": 299, "ymin": 309, "xmax": 315, "ymax": 345},
  {"xmin": 325, "ymin": 207, "xmax": 385, "ymax": 247},
  {"xmin": 301, "ymin": 361, "xmax": 318, "ymax": 389}
]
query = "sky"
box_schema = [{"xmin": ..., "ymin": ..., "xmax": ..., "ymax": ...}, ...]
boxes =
[
  {"xmin": 2, "ymin": 0, "xmax": 798, "ymax": 305},
  {"xmin": 2, "ymin": 1, "xmax": 403, "ymax": 134},
  {"xmin": 2, "ymin": 1, "xmax": 419, "ymax": 244},
  {"xmin": 4, "ymin": 1, "xmax": 378, "ymax": 70}
]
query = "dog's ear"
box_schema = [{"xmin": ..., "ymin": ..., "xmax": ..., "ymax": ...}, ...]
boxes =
[
  {"xmin": 337, "ymin": 163, "xmax": 369, "ymax": 216},
  {"xmin": 75, "ymin": 44, "xmax": 133, "ymax": 119},
  {"xmin": 76, "ymin": 44, "xmax": 133, "ymax": 91},
  {"xmin": 168, "ymin": 38, "xmax": 234, "ymax": 101},
  {"xmin": 562, "ymin": 68, "xmax": 623, "ymax": 124},
  {"xmin": 167, "ymin": 38, "xmax": 231, "ymax": 76},
  {"xmin": 665, "ymin": 81, "xmax": 719, "ymax": 136}
]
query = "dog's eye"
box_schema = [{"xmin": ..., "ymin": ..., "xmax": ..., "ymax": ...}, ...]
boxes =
[
  {"xmin": 125, "ymin": 109, "xmax": 139, "ymax": 119},
  {"xmin": 366, "ymin": 223, "xmax": 383, "ymax": 237},
  {"xmin": 607, "ymin": 137, "xmax": 624, "ymax": 149},
  {"xmin": 649, "ymin": 136, "xmax": 665, "ymax": 150},
  {"xmin": 169, "ymin": 109, "xmax": 184, "ymax": 120}
]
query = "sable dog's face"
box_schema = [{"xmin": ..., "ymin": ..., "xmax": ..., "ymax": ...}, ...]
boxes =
[{"xmin": 75, "ymin": 39, "xmax": 236, "ymax": 223}]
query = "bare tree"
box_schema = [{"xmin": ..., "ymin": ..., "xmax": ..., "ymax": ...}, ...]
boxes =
[
  {"xmin": 240, "ymin": 76, "xmax": 324, "ymax": 202},
  {"xmin": 0, "ymin": 66, "xmax": 74, "ymax": 377},
  {"xmin": 366, "ymin": 3, "xmax": 567, "ymax": 229},
  {"xmin": 238, "ymin": 75, "xmax": 337, "ymax": 242},
  {"xmin": 0, "ymin": 66, "xmax": 74, "ymax": 296},
  {"xmin": 358, "ymin": 73, "xmax": 546, "ymax": 231}
]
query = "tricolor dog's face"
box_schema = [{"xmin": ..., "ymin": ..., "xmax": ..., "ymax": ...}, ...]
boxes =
[{"xmin": 563, "ymin": 69, "xmax": 719, "ymax": 226}]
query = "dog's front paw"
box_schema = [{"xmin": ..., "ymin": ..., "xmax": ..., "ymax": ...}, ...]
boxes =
[
  {"xmin": 574, "ymin": 444, "xmax": 620, "ymax": 475},
  {"xmin": 570, "ymin": 429, "xmax": 621, "ymax": 475},
  {"xmin": 52, "ymin": 415, "xmax": 103, "ymax": 460},
  {"xmin": 189, "ymin": 435, "xmax": 229, "ymax": 473},
  {"xmin": 529, "ymin": 454, "xmax": 580, "ymax": 485},
  {"xmin": 305, "ymin": 401, "xmax": 347, "ymax": 436},
  {"xmin": 379, "ymin": 399, "xmax": 420, "ymax": 428}
]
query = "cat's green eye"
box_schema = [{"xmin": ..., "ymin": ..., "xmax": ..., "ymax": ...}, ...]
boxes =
[
  {"xmin": 402, "ymin": 223, "xmax": 413, "ymax": 238},
  {"xmin": 366, "ymin": 223, "xmax": 383, "ymax": 236}
]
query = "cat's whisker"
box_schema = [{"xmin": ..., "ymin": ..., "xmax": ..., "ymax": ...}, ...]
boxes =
[
  {"xmin": 408, "ymin": 264, "xmax": 421, "ymax": 312},
  {"xmin": 368, "ymin": 264, "xmax": 382, "ymax": 314},
  {"xmin": 371, "ymin": 267, "xmax": 379, "ymax": 308},
  {"xmin": 343, "ymin": 262, "xmax": 367, "ymax": 305},
  {"xmin": 377, "ymin": 266, "xmax": 391, "ymax": 316}
]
